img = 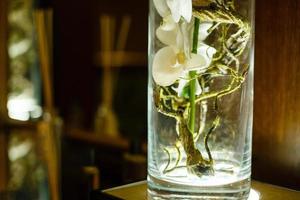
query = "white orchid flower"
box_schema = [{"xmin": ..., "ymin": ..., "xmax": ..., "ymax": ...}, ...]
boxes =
[
  {"xmin": 153, "ymin": 0, "xmax": 192, "ymax": 22},
  {"xmin": 156, "ymin": 15, "xmax": 178, "ymax": 47},
  {"xmin": 152, "ymin": 21, "xmax": 216, "ymax": 88},
  {"xmin": 152, "ymin": 46, "xmax": 207, "ymax": 87},
  {"xmin": 174, "ymin": 71, "xmax": 203, "ymax": 97}
]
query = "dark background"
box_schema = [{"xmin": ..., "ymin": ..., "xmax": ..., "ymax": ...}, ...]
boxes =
[
  {"xmin": 53, "ymin": 0, "xmax": 148, "ymax": 130},
  {"xmin": 52, "ymin": 1, "xmax": 149, "ymax": 198}
]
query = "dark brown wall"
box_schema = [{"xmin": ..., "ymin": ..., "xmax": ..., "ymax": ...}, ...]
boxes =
[
  {"xmin": 53, "ymin": 0, "xmax": 95, "ymax": 128},
  {"xmin": 53, "ymin": 0, "xmax": 148, "ymax": 129},
  {"xmin": 253, "ymin": 0, "xmax": 300, "ymax": 189}
]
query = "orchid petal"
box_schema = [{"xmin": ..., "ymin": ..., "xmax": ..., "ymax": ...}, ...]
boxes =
[
  {"xmin": 198, "ymin": 22, "xmax": 214, "ymax": 41},
  {"xmin": 152, "ymin": 46, "xmax": 183, "ymax": 86},
  {"xmin": 194, "ymin": 79, "xmax": 202, "ymax": 95},
  {"xmin": 176, "ymin": 27, "xmax": 184, "ymax": 51},
  {"xmin": 179, "ymin": 0, "xmax": 192, "ymax": 22},
  {"xmin": 175, "ymin": 77, "xmax": 202, "ymax": 97},
  {"xmin": 197, "ymin": 43, "xmax": 217, "ymax": 68},
  {"xmin": 185, "ymin": 53, "xmax": 207, "ymax": 71},
  {"xmin": 166, "ymin": 0, "xmax": 181, "ymax": 22},
  {"xmin": 156, "ymin": 27, "xmax": 178, "ymax": 46},
  {"xmin": 175, "ymin": 79, "xmax": 188, "ymax": 96},
  {"xmin": 179, "ymin": 21, "xmax": 193, "ymax": 58},
  {"xmin": 156, "ymin": 16, "xmax": 178, "ymax": 46},
  {"xmin": 153, "ymin": 0, "xmax": 170, "ymax": 18},
  {"xmin": 160, "ymin": 15, "xmax": 177, "ymax": 31}
]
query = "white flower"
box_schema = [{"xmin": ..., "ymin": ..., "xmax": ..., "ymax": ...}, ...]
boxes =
[
  {"xmin": 152, "ymin": 21, "xmax": 216, "ymax": 87},
  {"xmin": 152, "ymin": 46, "xmax": 207, "ymax": 86},
  {"xmin": 153, "ymin": 0, "xmax": 192, "ymax": 22},
  {"xmin": 174, "ymin": 72, "xmax": 203, "ymax": 97},
  {"xmin": 156, "ymin": 15, "xmax": 178, "ymax": 47}
]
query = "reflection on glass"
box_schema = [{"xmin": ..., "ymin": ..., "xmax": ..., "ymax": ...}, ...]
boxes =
[
  {"xmin": 7, "ymin": 0, "xmax": 42, "ymax": 121},
  {"xmin": 249, "ymin": 189, "xmax": 260, "ymax": 200},
  {"xmin": 7, "ymin": 132, "xmax": 49, "ymax": 200}
]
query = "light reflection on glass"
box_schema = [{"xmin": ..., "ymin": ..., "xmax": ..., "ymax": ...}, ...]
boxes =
[
  {"xmin": 249, "ymin": 189, "xmax": 260, "ymax": 200},
  {"xmin": 7, "ymin": 0, "xmax": 42, "ymax": 121},
  {"xmin": 8, "ymin": 139, "xmax": 32, "ymax": 161},
  {"xmin": 7, "ymin": 132, "xmax": 49, "ymax": 199},
  {"xmin": 7, "ymin": 96, "xmax": 42, "ymax": 121}
]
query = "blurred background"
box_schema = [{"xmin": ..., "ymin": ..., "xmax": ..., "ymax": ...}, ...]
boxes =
[{"xmin": 0, "ymin": 0, "xmax": 299, "ymax": 199}]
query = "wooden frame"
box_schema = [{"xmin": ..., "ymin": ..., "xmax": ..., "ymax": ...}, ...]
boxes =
[
  {"xmin": 0, "ymin": 0, "xmax": 8, "ymax": 118},
  {"xmin": 0, "ymin": 0, "xmax": 8, "ymax": 192}
]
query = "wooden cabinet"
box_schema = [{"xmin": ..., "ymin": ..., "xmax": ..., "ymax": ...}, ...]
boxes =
[
  {"xmin": 0, "ymin": 0, "xmax": 8, "ymax": 192},
  {"xmin": 253, "ymin": 0, "xmax": 300, "ymax": 190}
]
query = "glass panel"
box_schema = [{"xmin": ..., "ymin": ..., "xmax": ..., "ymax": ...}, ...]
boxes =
[{"xmin": 7, "ymin": 0, "xmax": 42, "ymax": 121}]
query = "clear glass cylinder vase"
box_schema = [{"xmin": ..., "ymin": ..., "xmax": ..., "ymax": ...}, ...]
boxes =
[{"xmin": 148, "ymin": 0, "xmax": 255, "ymax": 199}]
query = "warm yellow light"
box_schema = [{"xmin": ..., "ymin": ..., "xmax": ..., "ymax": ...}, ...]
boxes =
[
  {"xmin": 249, "ymin": 189, "xmax": 260, "ymax": 200},
  {"xmin": 7, "ymin": 96, "xmax": 42, "ymax": 121}
]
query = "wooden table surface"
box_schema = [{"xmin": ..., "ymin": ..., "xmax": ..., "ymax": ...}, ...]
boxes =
[{"xmin": 102, "ymin": 180, "xmax": 300, "ymax": 200}]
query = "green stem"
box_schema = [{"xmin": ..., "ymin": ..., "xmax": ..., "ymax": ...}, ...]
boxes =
[
  {"xmin": 189, "ymin": 18, "xmax": 200, "ymax": 134},
  {"xmin": 189, "ymin": 71, "xmax": 196, "ymax": 133},
  {"xmin": 192, "ymin": 18, "xmax": 200, "ymax": 54}
]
